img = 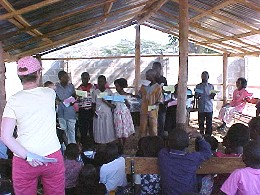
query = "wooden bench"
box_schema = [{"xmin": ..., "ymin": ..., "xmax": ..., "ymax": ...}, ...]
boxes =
[
  {"xmin": 125, "ymin": 157, "xmax": 245, "ymax": 175},
  {"xmin": 233, "ymin": 102, "xmax": 256, "ymax": 124}
]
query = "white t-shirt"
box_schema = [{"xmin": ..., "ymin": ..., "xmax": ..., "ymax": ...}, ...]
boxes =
[
  {"xmin": 3, "ymin": 87, "xmax": 60, "ymax": 156},
  {"xmin": 100, "ymin": 157, "xmax": 127, "ymax": 192}
]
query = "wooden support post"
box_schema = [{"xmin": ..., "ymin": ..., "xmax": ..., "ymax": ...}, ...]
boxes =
[
  {"xmin": 176, "ymin": 0, "xmax": 189, "ymax": 130},
  {"xmin": 35, "ymin": 54, "xmax": 43, "ymax": 86},
  {"xmin": 135, "ymin": 25, "xmax": 141, "ymax": 94},
  {"xmin": 0, "ymin": 42, "xmax": 6, "ymax": 128},
  {"xmin": 223, "ymin": 53, "xmax": 228, "ymax": 105}
]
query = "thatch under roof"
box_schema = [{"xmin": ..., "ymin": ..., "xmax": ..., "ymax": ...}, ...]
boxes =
[{"xmin": 1, "ymin": 0, "xmax": 260, "ymax": 61}]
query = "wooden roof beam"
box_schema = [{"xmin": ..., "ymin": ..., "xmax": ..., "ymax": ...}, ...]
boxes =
[
  {"xmin": 230, "ymin": 50, "xmax": 260, "ymax": 57},
  {"xmin": 190, "ymin": 0, "xmax": 237, "ymax": 22},
  {"xmin": 4, "ymin": 2, "xmax": 146, "ymax": 51},
  {"xmin": 102, "ymin": 1, "xmax": 114, "ymax": 23},
  {"xmin": 172, "ymin": 0, "xmax": 259, "ymax": 33},
  {"xmin": 143, "ymin": 23, "xmax": 227, "ymax": 53},
  {"xmin": 137, "ymin": 0, "xmax": 169, "ymax": 24},
  {"xmin": 14, "ymin": 14, "xmax": 136, "ymax": 58},
  {"xmin": 0, "ymin": 0, "xmax": 62, "ymax": 21},
  {"xmin": 158, "ymin": 9, "xmax": 260, "ymax": 51},
  {"xmin": 237, "ymin": 0, "xmax": 260, "ymax": 12},
  {"xmin": 0, "ymin": 0, "xmax": 52, "ymax": 44},
  {"xmin": 149, "ymin": 17, "xmax": 247, "ymax": 53},
  {"xmin": 0, "ymin": 0, "xmax": 118, "ymax": 41}
]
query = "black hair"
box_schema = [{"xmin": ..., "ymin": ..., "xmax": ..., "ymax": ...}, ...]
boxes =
[
  {"xmin": 195, "ymin": 135, "xmax": 218, "ymax": 152},
  {"xmin": 43, "ymin": 80, "xmax": 54, "ymax": 87},
  {"xmin": 93, "ymin": 150, "xmax": 106, "ymax": 167},
  {"xmin": 81, "ymin": 72, "xmax": 90, "ymax": 78},
  {"xmin": 248, "ymin": 117, "xmax": 260, "ymax": 140},
  {"xmin": 168, "ymin": 129, "xmax": 189, "ymax": 150},
  {"xmin": 152, "ymin": 61, "xmax": 162, "ymax": 69},
  {"xmin": 76, "ymin": 164, "xmax": 106, "ymax": 195},
  {"xmin": 226, "ymin": 123, "xmax": 250, "ymax": 147},
  {"xmin": 64, "ymin": 143, "xmax": 79, "ymax": 160},
  {"xmin": 104, "ymin": 143, "xmax": 119, "ymax": 163},
  {"xmin": 243, "ymin": 140, "xmax": 260, "ymax": 168},
  {"xmin": 136, "ymin": 136, "xmax": 164, "ymax": 157},
  {"xmin": 146, "ymin": 69, "xmax": 157, "ymax": 77},
  {"xmin": 58, "ymin": 70, "xmax": 67, "ymax": 80},
  {"xmin": 18, "ymin": 71, "xmax": 38, "ymax": 84},
  {"xmin": 237, "ymin": 77, "xmax": 247, "ymax": 88},
  {"xmin": 98, "ymin": 75, "xmax": 106, "ymax": 81},
  {"xmin": 114, "ymin": 78, "xmax": 128, "ymax": 88}
]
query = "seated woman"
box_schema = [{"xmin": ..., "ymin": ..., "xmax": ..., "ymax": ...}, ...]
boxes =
[
  {"xmin": 217, "ymin": 77, "xmax": 252, "ymax": 130},
  {"xmin": 134, "ymin": 136, "xmax": 164, "ymax": 195}
]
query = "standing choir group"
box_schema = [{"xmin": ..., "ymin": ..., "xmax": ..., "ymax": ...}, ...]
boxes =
[{"xmin": 1, "ymin": 55, "xmax": 260, "ymax": 195}]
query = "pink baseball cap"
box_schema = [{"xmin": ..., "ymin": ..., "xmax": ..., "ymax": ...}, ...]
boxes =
[{"xmin": 17, "ymin": 56, "xmax": 42, "ymax": 76}]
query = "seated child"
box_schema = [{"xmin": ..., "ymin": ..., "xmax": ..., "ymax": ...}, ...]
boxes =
[
  {"xmin": 221, "ymin": 140, "xmax": 260, "ymax": 194},
  {"xmin": 100, "ymin": 143, "xmax": 127, "ymax": 192},
  {"xmin": 212, "ymin": 123, "xmax": 250, "ymax": 194},
  {"xmin": 248, "ymin": 116, "xmax": 260, "ymax": 141},
  {"xmin": 217, "ymin": 77, "xmax": 252, "ymax": 130},
  {"xmin": 76, "ymin": 164, "xmax": 106, "ymax": 195},
  {"xmin": 158, "ymin": 129, "xmax": 211, "ymax": 195},
  {"xmin": 134, "ymin": 136, "xmax": 164, "ymax": 195},
  {"xmin": 64, "ymin": 143, "xmax": 83, "ymax": 195}
]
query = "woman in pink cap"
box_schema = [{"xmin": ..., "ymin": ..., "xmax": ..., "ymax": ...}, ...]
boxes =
[{"xmin": 1, "ymin": 56, "xmax": 65, "ymax": 195}]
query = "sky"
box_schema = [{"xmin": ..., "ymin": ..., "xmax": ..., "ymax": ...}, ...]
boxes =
[{"xmin": 86, "ymin": 25, "xmax": 170, "ymax": 48}]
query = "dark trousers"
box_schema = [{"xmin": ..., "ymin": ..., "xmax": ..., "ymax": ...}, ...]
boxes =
[
  {"xmin": 158, "ymin": 104, "xmax": 167, "ymax": 138},
  {"xmin": 198, "ymin": 112, "xmax": 213, "ymax": 136},
  {"xmin": 78, "ymin": 108, "xmax": 93, "ymax": 145},
  {"xmin": 164, "ymin": 105, "xmax": 177, "ymax": 134}
]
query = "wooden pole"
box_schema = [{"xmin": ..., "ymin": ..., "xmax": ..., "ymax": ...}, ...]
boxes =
[
  {"xmin": 135, "ymin": 25, "xmax": 141, "ymax": 94},
  {"xmin": 0, "ymin": 42, "xmax": 6, "ymax": 129},
  {"xmin": 223, "ymin": 53, "xmax": 228, "ymax": 105},
  {"xmin": 35, "ymin": 54, "xmax": 43, "ymax": 86},
  {"xmin": 176, "ymin": 0, "xmax": 189, "ymax": 130}
]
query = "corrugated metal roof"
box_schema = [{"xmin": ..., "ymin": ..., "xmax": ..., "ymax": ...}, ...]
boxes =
[{"xmin": 0, "ymin": 0, "xmax": 260, "ymax": 60}]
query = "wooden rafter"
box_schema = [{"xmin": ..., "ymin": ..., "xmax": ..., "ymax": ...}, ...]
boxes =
[
  {"xmin": 143, "ymin": 23, "xmax": 227, "ymax": 53},
  {"xmin": 190, "ymin": 0, "xmax": 237, "ymax": 22},
  {"xmin": 0, "ymin": 0, "xmax": 52, "ymax": 44},
  {"xmin": 158, "ymin": 9, "xmax": 260, "ymax": 51},
  {"xmin": 237, "ymin": 0, "xmax": 260, "ymax": 12},
  {"xmin": 149, "ymin": 17, "xmax": 247, "ymax": 53},
  {"xmin": 137, "ymin": 0, "xmax": 169, "ymax": 24},
  {"xmin": 230, "ymin": 50, "xmax": 260, "ymax": 57},
  {"xmin": 14, "ymin": 14, "xmax": 137, "ymax": 58},
  {"xmin": 0, "ymin": 0, "xmax": 61, "ymax": 21},
  {"xmin": 172, "ymin": 0, "xmax": 259, "ymax": 33},
  {"xmin": 0, "ymin": 0, "xmax": 117, "ymax": 41},
  {"xmin": 4, "ymin": 2, "xmax": 147, "ymax": 52},
  {"xmin": 102, "ymin": 1, "xmax": 114, "ymax": 23}
]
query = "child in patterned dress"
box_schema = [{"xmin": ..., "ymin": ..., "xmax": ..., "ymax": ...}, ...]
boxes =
[{"xmin": 113, "ymin": 78, "xmax": 135, "ymax": 146}]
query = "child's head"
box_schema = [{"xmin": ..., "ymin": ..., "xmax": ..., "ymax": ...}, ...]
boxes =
[
  {"xmin": 248, "ymin": 116, "xmax": 260, "ymax": 141},
  {"xmin": 97, "ymin": 75, "xmax": 106, "ymax": 88},
  {"xmin": 195, "ymin": 135, "xmax": 218, "ymax": 153},
  {"xmin": 81, "ymin": 72, "xmax": 90, "ymax": 85},
  {"xmin": 58, "ymin": 70, "xmax": 69, "ymax": 85},
  {"xmin": 43, "ymin": 81, "xmax": 55, "ymax": 89},
  {"xmin": 236, "ymin": 77, "xmax": 247, "ymax": 89},
  {"xmin": 223, "ymin": 123, "xmax": 249, "ymax": 151},
  {"xmin": 145, "ymin": 69, "xmax": 157, "ymax": 82},
  {"xmin": 136, "ymin": 136, "xmax": 164, "ymax": 157},
  {"xmin": 114, "ymin": 78, "xmax": 127, "ymax": 93},
  {"xmin": 76, "ymin": 164, "xmax": 106, "ymax": 194},
  {"xmin": 168, "ymin": 129, "xmax": 189, "ymax": 151},
  {"xmin": 64, "ymin": 143, "xmax": 79, "ymax": 160},
  {"xmin": 152, "ymin": 61, "xmax": 162, "ymax": 77},
  {"xmin": 201, "ymin": 71, "xmax": 209, "ymax": 82},
  {"xmin": 243, "ymin": 140, "xmax": 260, "ymax": 168},
  {"xmin": 104, "ymin": 143, "xmax": 119, "ymax": 163}
]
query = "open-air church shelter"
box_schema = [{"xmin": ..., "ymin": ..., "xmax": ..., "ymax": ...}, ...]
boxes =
[{"xmin": 0, "ymin": 0, "xmax": 260, "ymax": 128}]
